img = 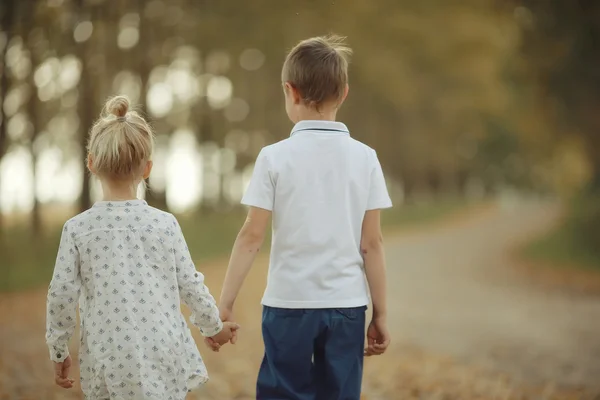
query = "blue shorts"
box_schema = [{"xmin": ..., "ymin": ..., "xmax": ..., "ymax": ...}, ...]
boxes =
[{"xmin": 257, "ymin": 306, "xmax": 367, "ymax": 400}]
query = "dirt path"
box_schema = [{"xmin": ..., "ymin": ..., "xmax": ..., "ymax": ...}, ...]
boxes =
[
  {"xmin": 382, "ymin": 200, "xmax": 600, "ymax": 391},
  {"xmin": 1, "ymin": 199, "xmax": 599, "ymax": 399}
]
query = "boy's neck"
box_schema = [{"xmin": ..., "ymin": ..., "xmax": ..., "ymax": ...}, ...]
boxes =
[
  {"xmin": 294, "ymin": 107, "xmax": 338, "ymax": 123},
  {"xmin": 100, "ymin": 179, "xmax": 140, "ymax": 202}
]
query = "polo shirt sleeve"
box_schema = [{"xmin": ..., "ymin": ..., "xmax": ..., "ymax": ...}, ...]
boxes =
[
  {"xmin": 367, "ymin": 150, "xmax": 393, "ymax": 210},
  {"xmin": 241, "ymin": 148, "xmax": 275, "ymax": 211}
]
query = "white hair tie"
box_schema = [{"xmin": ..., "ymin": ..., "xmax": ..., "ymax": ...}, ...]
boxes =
[{"xmin": 116, "ymin": 116, "xmax": 127, "ymax": 122}]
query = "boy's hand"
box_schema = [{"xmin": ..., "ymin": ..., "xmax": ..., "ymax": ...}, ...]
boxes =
[
  {"xmin": 54, "ymin": 355, "xmax": 75, "ymax": 389},
  {"xmin": 364, "ymin": 317, "xmax": 390, "ymax": 356},
  {"xmin": 219, "ymin": 306, "xmax": 237, "ymax": 344},
  {"xmin": 205, "ymin": 321, "xmax": 240, "ymax": 352},
  {"xmin": 204, "ymin": 307, "xmax": 237, "ymax": 351}
]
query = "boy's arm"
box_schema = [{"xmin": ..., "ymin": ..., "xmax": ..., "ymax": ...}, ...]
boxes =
[
  {"xmin": 46, "ymin": 222, "xmax": 81, "ymax": 364},
  {"xmin": 363, "ymin": 150, "xmax": 392, "ymax": 316},
  {"xmin": 362, "ymin": 149, "xmax": 393, "ymax": 355},
  {"xmin": 170, "ymin": 215, "xmax": 223, "ymax": 337},
  {"xmin": 220, "ymin": 148, "xmax": 274, "ymax": 313},
  {"xmin": 361, "ymin": 209, "xmax": 387, "ymax": 319},
  {"xmin": 219, "ymin": 206, "xmax": 270, "ymax": 311}
]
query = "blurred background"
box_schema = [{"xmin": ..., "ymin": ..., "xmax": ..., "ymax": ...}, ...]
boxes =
[{"xmin": 1, "ymin": 0, "xmax": 599, "ymax": 399}]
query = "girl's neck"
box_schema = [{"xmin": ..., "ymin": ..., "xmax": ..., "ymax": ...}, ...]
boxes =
[{"xmin": 100, "ymin": 179, "xmax": 139, "ymax": 202}]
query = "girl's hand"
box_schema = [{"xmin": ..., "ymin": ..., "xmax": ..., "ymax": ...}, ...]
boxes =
[
  {"xmin": 205, "ymin": 321, "xmax": 240, "ymax": 351},
  {"xmin": 204, "ymin": 336, "xmax": 220, "ymax": 352},
  {"xmin": 54, "ymin": 355, "xmax": 75, "ymax": 389}
]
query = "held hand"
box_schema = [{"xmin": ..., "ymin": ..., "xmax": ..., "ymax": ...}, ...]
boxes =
[
  {"xmin": 204, "ymin": 321, "xmax": 240, "ymax": 352},
  {"xmin": 203, "ymin": 337, "xmax": 220, "ymax": 352},
  {"xmin": 364, "ymin": 317, "xmax": 391, "ymax": 356},
  {"xmin": 54, "ymin": 355, "xmax": 75, "ymax": 389},
  {"xmin": 203, "ymin": 306, "xmax": 237, "ymax": 352},
  {"xmin": 219, "ymin": 306, "xmax": 237, "ymax": 344}
]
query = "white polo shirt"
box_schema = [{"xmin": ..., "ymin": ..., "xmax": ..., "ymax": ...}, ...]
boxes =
[{"xmin": 241, "ymin": 120, "xmax": 392, "ymax": 309}]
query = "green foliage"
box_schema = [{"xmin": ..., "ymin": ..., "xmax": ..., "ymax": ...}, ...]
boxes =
[
  {"xmin": 523, "ymin": 195, "xmax": 600, "ymax": 271},
  {"xmin": 381, "ymin": 198, "xmax": 466, "ymax": 228},
  {"xmin": 569, "ymin": 195, "xmax": 600, "ymax": 260},
  {"xmin": 0, "ymin": 227, "xmax": 61, "ymax": 293},
  {"xmin": 519, "ymin": 1, "xmax": 600, "ymax": 189}
]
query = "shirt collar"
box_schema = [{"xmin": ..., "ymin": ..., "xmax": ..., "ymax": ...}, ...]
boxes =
[
  {"xmin": 290, "ymin": 120, "xmax": 350, "ymax": 137},
  {"xmin": 93, "ymin": 199, "xmax": 147, "ymax": 208}
]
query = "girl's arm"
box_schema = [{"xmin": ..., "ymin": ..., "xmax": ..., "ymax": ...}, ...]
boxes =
[
  {"xmin": 219, "ymin": 206, "xmax": 270, "ymax": 312},
  {"xmin": 46, "ymin": 221, "xmax": 81, "ymax": 364},
  {"xmin": 171, "ymin": 215, "xmax": 223, "ymax": 337}
]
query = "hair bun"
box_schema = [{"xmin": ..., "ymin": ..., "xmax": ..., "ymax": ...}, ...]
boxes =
[{"xmin": 106, "ymin": 95, "xmax": 130, "ymax": 118}]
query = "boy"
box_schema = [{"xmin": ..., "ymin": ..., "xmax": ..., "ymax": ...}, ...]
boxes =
[{"xmin": 211, "ymin": 35, "xmax": 392, "ymax": 399}]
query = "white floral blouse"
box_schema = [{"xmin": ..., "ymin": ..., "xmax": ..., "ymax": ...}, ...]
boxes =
[{"xmin": 45, "ymin": 200, "xmax": 223, "ymax": 400}]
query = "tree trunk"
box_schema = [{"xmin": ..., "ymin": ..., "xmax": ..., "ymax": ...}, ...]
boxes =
[
  {"xmin": 28, "ymin": 51, "xmax": 42, "ymax": 236},
  {"xmin": 25, "ymin": 5, "xmax": 43, "ymax": 237},
  {"xmin": 0, "ymin": 0, "xmax": 15, "ymax": 233},
  {"xmin": 196, "ymin": 101, "xmax": 215, "ymax": 214},
  {"xmin": 137, "ymin": 0, "xmax": 167, "ymax": 209},
  {"xmin": 76, "ymin": 0, "xmax": 93, "ymax": 212},
  {"xmin": 586, "ymin": 157, "xmax": 600, "ymax": 195},
  {"xmin": 585, "ymin": 107, "xmax": 600, "ymax": 194}
]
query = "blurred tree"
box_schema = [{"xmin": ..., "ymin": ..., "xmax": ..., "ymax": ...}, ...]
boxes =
[
  {"xmin": 136, "ymin": 0, "xmax": 168, "ymax": 209},
  {"xmin": 4, "ymin": 0, "xmax": 595, "ymax": 221},
  {"xmin": 332, "ymin": 0, "xmax": 519, "ymax": 198},
  {"xmin": 0, "ymin": 0, "xmax": 14, "ymax": 232},
  {"xmin": 25, "ymin": 4, "xmax": 42, "ymax": 236},
  {"xmin": 518, "ymin": 0, "xmax": 600, "ymax": 192},
  {"xmin": 515, "ymin": 0, "xmax": 600, "ymax": 254},
  {"xmin": 75, "ymin": 0, "xmax": 94, "ymax": 212}
]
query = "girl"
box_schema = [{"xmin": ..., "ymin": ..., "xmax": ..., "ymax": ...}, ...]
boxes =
[{"xmin": 45, "ymin": 95, "xmax": 238, "ymax": 399}]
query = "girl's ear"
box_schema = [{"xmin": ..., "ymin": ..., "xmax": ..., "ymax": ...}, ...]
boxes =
[
  {"xmin": 143, "ymin": 160, "xmax": 153, "ymax": 180},
  {"xmin": 87, "ymin": 155, "xmax": 96, "ymax": 174}
]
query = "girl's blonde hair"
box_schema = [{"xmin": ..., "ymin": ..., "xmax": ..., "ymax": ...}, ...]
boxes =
[{"xmin": 87, "ymin": 95, "xmax": 154, "ymax": 181}]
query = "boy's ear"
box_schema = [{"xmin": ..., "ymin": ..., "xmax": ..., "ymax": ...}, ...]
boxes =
[
  {"xmin": 339, "ymin": 84, "xmax": 349, "ymax": 105},
  {"xmin": 284, "ymin": 82, "xmax": 302, "ymax": 105}
]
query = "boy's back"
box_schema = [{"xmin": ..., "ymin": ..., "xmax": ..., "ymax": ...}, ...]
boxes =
[
  {"xmin": 216, "ymin": 35, "xmax": 392, "ymax": 400},
  {"xmin": 242, "ymin": 120, "xmax": 391, "ymax": 308}
]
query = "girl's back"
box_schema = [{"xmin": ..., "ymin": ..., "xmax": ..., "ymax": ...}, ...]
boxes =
[
  {"xmin": 49, "ymin": 200, "xmax": 214, "ymax": 398},
  {"xmin": 45, "ymin": 96, "xmax": 237, "ymax": 400}
]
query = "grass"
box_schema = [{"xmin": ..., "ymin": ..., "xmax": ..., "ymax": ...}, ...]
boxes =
[
  {"xmin": 0, "ymin": 225, "xmax": 62, "ymax": 293},
  {"xmin": 521, "ymin": 196, "xmax": 600, "ymax": 272},
  {"xmin": 522, "ymin": 221, "xmax": 600, "ymax": 272},
  {"xmin": 380, "ymin": 198, "xmax": 466, "ymax": 229},
  {"xmin": 0, "ymin": 199, "xmax": 467, "ymax": 293}
]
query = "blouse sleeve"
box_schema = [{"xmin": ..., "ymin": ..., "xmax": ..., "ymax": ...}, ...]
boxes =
[
  {"xmin": 46, "ymin": 221, "xmax": 81, "ymax": 363},
  {"xmin": 170, "ymin": 215, "xmax": 223, "ymax": 337}
]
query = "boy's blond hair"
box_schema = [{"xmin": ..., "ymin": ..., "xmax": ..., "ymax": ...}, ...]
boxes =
[
  {"xmin": 87, "ymin": 95, "xmax": 154, "ymax": 180},
  {"xmin": 282, "ymin": 34, "xmax": 352, "ymax": 108}
]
